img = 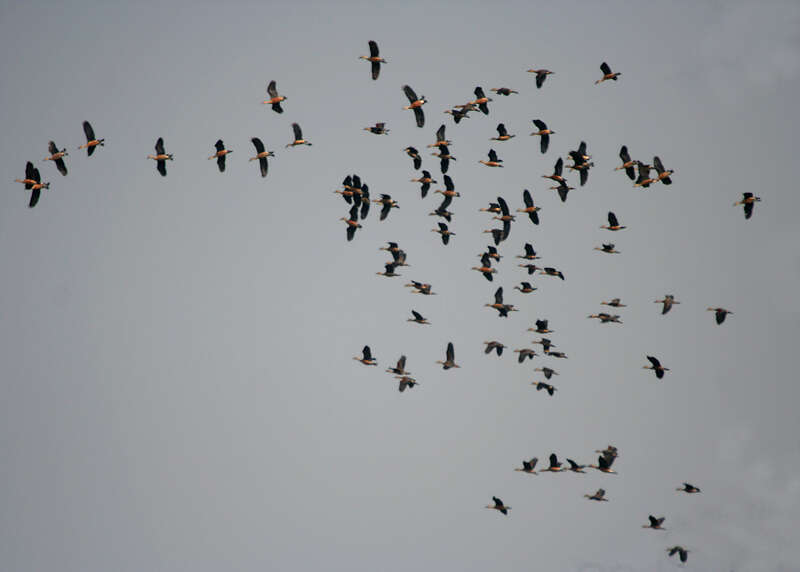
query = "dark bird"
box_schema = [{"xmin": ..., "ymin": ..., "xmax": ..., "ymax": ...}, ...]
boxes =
[
  {"xmin": 402, "ymin": 85, "xmax": 426, "ymax": 128},
  {"xmin": 566, "ymin": 459, "xmax": 587, "ymax": 473},
  {"xmin": 471, "ymin": 86, "xmax": 492, "ymax": 114},
  {"xmin": 354, "ymin": 345, "xmax": 377, "ymax": 366},
  {"xmin": 545, "ymin": 350, "xmax": 568, "ymax": 359},
  {"xmin": 15, "ymin": 162, "xmax": 49, "ymax": 208},
  {"xmin": 444, "ymin": 107, "xmax": 471, "ymax": 124},
  {"xmin": 147, "ymin": 137, "xmax": 173, "ymax": 177},
  {"xmin": 517, "ymin": 189, "xmax": 541, "ymax": 224},
  {"xmin": 472, "ymin": 253, "xmax": 497, "ymax": 282},
  {"xmin": 286, "ymin": 122, "xmax": 312, "ymax": 147},
  {"xmin": 359, "ymin": 184, "xmax": 371, "ymax": 219},
  {"xmin": 517, "ymin": 242, "xmax": 540, "ymax": 260},
  {"xmin": 602, "ymin": 298, "xmax": 626, "ymax": 307},
  {"xmin": 655, "ymin": 295, "xmax": 679, "ymax": 315},
  {"xmin": 341, "ymin": 204, "xmax": 361, "ymax": 242},
  {"xmin": 535, "ymin": 382, "xmax": 557, "ymax": 395},
  {"xmin": 479, "ymin": 202, "xmax": 502, "ymax": 214},
  {"xmin": 595, "ymin": 62, "xmax": 621, "ymax": 84},
  {"xmin": 483, "ymin": 228, "xmax": 507, "ymax": 246},
  {"xmin": 594, "ymin": 243, "xmax": 620, "ymax": 254},
  {"xmin": 615, "ymin": 145, "xmax": 636, "ymax": 180},
  {"xmin": 542, "ymin": 453, "xmax": 564, "ymax": 472},
  {"xmin": 404, "ymin": 146, "xmax": 422, "ymax": 170},
  {"xmin": 364, "ymin": 122, "xmax": 389, "ymax": 135},
  {"xmin": 359, "ymin": 40, "xmax": 386, "ymax": 80},
  {"xmin": 514, "ymin": 282, "xmax": 537, "ymax": 294},
  {"xmin": 408, "ymin": 310, "xmax": 430, "ymax": 325},
  {"xmin": 249, "ymin": 137, "xmax": 274, "ymax": 177},
  {"xmin": 482, "ymin": 245, "xmax": 502, "ymax": 262},
  {"xmin": 486, "ymin": 286, "xmax": 517, "ymax": 317},
  {"xmin": 550, "ymin": 180, "xmax": 574, "ymax": 203},
  {"xmin": 262, "ymin": 80, "xmax": 287, "ymax": 113},
  {"xmin": 667, "ymin": 546, "xmax": 689, "ymax": 563},
  {"xmin": 643, "ymin": 515, "xmax": 666, "ymax": 530},
  {"xmin": 514, "ymin": 458, "xmax": 538, "ymax": 474},
  {"xmin": 480, "ymin": 148, "xmax": 504, "ymax": 167},
  {"xmin": 601, "ymin": 211, "xmax": 625, "ymax": 231},
  {"xmin": 432, "ymin": 222, "xmax": 455, "ymax": 245},
  {"xmin": 734, "ymin": 192, "xmax": 761, "ymax": 219},
  {"xmin": 530, "ymin": 119, "xmax": 554, "ymax": 153},
  {"xmin": 707, "ymin": 307, "xmax": 733, "ymax": 325},
  {"xmin": 653, "ymin": 156, "xmax": 674, "ymax": 184},
  {"xmin": 434, "ymin": 174, "xmax": 459, "ymax": 199},
  {"xmin": 540, "ymin": 267, "xmax": 565, "ymax": 280},
  {"xmin": 587, "ymin": 313, "xmax": 623, "ymax": 323},
  {"xmin": 543, "ymin": 156, "xmax": 566, "ymax": 184},
  {"xmin": 209, "ymin": 139, "xmax": 233, "ymax": 172},
  {"xmin": 374, "ymin": 194, "xmax": 399, "ymax": 221},
  {"xmin": 535, "ymin": 367, "xmax": 558, "ymax": 379},
  {"xmin": 677, "ymin": 483, "xmax": 701, "ymax": 494},
  {"xmin": 428, "ymin": 124, "xmax": 451, "ymax": 148},
  {"xmin": 532, "ymin": 338, "xmax": 554, "ymax": 352},
  {"xmin": 491, "ymin": 123, "xmax": 515, "ymax": 142},
  {"xmin": 410, "ymin": 170, "xmax": 436, "ymax": 198},
  {"xmin": 43, "ymin": 141, "xmax": 68, "ymax": 176},
  {"xmin": 484, "ymin": 341, "xmax": 505, "ymax": 356},
  {"xmin": 491, "ymin": 87, "xmax": 518, "ymax": 96},
  {"xmin": 530, "ymin": 319, "xmax": 553, "ymax": 334},
  {"xmin": 376, "ymin": 262, "xmax": 401, "ymax": 277},
  {"xmin": 405, "ymin": 281, "xmax": 436, "ymax": 295},
  {"xmin": 386, "ymin": 355, "xmax": 409, "ymax": 375},
  {"xmin": 514, "ymin": 348, "xmax": 537, "ymax": 362},
  {"xmin": 396, "ymin": 376, "xmax": 418, "ymax": 392},
  {"xmin": 78, "ymin": 120, "xmax": 104, "ymax": 155},
  {"xmin": 487, "ymin": 496, "xmax": 510, "ymax": 515},
  {"xmin": 590, "ymin": 454, "xmax": 618, "ymax": 474},
  {"xmin": 437, "ymin": 342, "xmax": 460, "ymax": 370},
  {"xmin": 585, "ymin": 489, "xmax": 608, "ymax": 501},
  {"xmin": 643, "ymin": 355, "xmax": 669, "ymax": 379},
  {"xmin": 431, "ymin": 143, "xmax": 455, "ymax": 173},
  {"xmin": 527, "ymin": 68, "xmax": 553, "ymax": 88},
  {"xmin": 634, "ymin": 162, "xmax": 657, "ymax": 188}
]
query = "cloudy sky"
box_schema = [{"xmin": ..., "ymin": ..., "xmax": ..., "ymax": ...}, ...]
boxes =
[{"xmin": 1, "ymin": 1, "xmax": 799, "ymax": 570}]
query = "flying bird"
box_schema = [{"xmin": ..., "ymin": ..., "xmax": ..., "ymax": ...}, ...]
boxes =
[
  {"xmin": 486, "ymin": 496, "xmax": 510, "ymax": 515},
  {"xmin": 643, "ymin": 515, "xmax": 666, "ymax": 530},
  {"xmin": 643, "ymin": 355, "xmax": 669, "ymax": 379},
  {"xmin": 43, "ymin": 141, "xmax": 68, "ymax": 176},
  {"xmin": 78, "ymin": 120, "xmax": 104, "ymax": 155},
  {"xmin": 359, "ymin": 40, "xmax": 386, "ymax": 80},
  {"xmin": 402, "ymin": 85, "xmax": 426, "ymax": 128},
  {"xmin": 286, "ymin": 123, "xmax": 312, "ymax": 147},
  {"xmin": 209, "ymin": 139, "xmax": 233, "ymax": 172},
  {"xmin": 436, "ymin": 342, "xmax": 460, "ymax": 370},
  {"xmin": 595, "ymin": 61, "xmax": 621, "ymax": 84},
  {"xmin": 354, "ymin": 345, "xmax": 377, "ymax": 366},
  {"xmin": 147, "ymin": 137, "xmax": 173, "ymax": 176},
  {"xmin": 734, "ymin": 192, "xmax": 761, "ymax": 219},
  {"xmin": 530, "ymin": 119, "xmax": 554, "ymax": 153},
  {"xmin": 707, "ymin": 307, "xmax": 733, "ymax": 324},
  {"xmin": 262, "ymin": 80, "xmax": 287, "ymax": 113},
  {"xmin": 527, "ymin": 68, "xmax": 553, "ymax": 88},
  {"xmin": 249, "ymin": 137, "xmax": 274, "ymax": 177}
]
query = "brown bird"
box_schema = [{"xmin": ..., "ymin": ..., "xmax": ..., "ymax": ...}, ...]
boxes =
[
  {"xmin": 590, "ymin": 454, "xmax": 618, "ymax": 474},
  {"xmin": 43, "ymin": 141, "xmax": 68, "ymax": 176},
  {"xmin": 436, "ymin": 342, "xmax": 460, "ymax": 370},
  {"xmin": 530, "ymin": 119, "xmax": 554, "ymax": 153},
  {"xmin": 374, "ymin": 194, "xmax": 399, "ymax": 221},
  {"xmin": 653, "ymin": 156, "xmax": 674, "ymax": 184},
  {"xmin": 471, "ymin": 86, "xmax": 492, "ymax": 114},
  {"xmin": 407, "ymin": 310, "xmax": 430, "ymax": 325},
  {"xmin": 615, "ymin": 145, "xmax": 636, "ymax": 180},
  {"xmin": 209, "ymin": 139, "xmax": 233, "ymax": 172},
  {"xmin": 491, "ymin": 123, "xmax": 515, "ymax": 142},
  {"xmin": 396, "ymin": 375, "xmax": 418, "ymax": 392},
  {"xmin": 484, "ymin": 341, "xmax": 505, "ymax": 356},
  {"xmin": 643, "ymin": 515, "xmax": 666, "ymax": 530},
  {"xmin": 587, "ymin": 313, "xmax": 623, "ymax": 324},
  {"xmin": 472, "ymin": 253, "xmax": 497, "ymax": 282},
  {"xmin": 550, "ymin": 180, "xmax": 574, "ymax": 203},
  {"xmin": 402, "ymin": 85, "xmax": 426, "ymax": 128},
  {"xmin": 535, "ymin": 367, "xmax": 557, "ymax": 379},
  {"xmin": 147, "ymin": 137, "xmax": 173, "ymax": 177},
  {"xmin": 514, "ymin": 348, "xmax": 537, "ymax": 363},
  {"xmin": 404, "ymin": 146, "xmax": 422, "ymax": 170},
  {"xmin": 540, "ymin": 267, "xmax": 565, "ymax": 280},
  {"xmin": 15, "ymin": 161, "xmax": 49, "ymax": 208},
  {"xmin": 677, "ymin": 483, "xmax": 701, "ymax": 494},
  {"xmin": 601, "ymin": 211, "xmax": 626, "ymax": 231},
  {"xmin": 486, "ymin": 496, "xmax": 510, "ymax": 515},
  {"xmin": 544, "ymin": 350, "xmax": 567, "ymax": 359},
  {"xmin": 514, "ymin": 282, "xmax": 537, "ymax": 294},
  {"xmin": 529, "ymin": 319, "xmax": 553, "ymax": 334},
  {"xmin": 486, "ymin": 287, "xmax": 517, "ymax": 317},
  {"xmin": 667, "ymin": 546, "xmax": 689, "ymax": 563},
  {"xmin": 431, "ymin": 143, "xmax": 456, "ymax": 173},
  {"xmin": 514, "ymin": 458, "xmax": 538, "ymax": 475},
  {"xmin": 542, "ymin": 156, "xmax": 566, "ymax": 184},
  {"xmin": 707, "ymin": 307, "xmax": 733, "ymax": 325},
  {"xmin": 594, "ymin": 243, "xmax": 620, "ymax": 254},
  {"xmin": 517, "ymin": 190, "xmax": 541, "ymax": 225},
  {"xmin": 432, "ymin": 222, "xmax": 455, "ymax": 245},
  {"xmin": 359, "ymin": 40, "xmax": 386, "ymax": 80},
  {"xmin": 427, "ymin": 124, "xmax": 451, "ymax": 148},
  {"xmin": 601, "ymin": 298, "xmax": 626, "ymax": 307},
  {"xmin": 531, "ymin": 338, "xmax": 554, "ymax": 352},
  {"xmin": 535, "ymin": 381, "xmax": 557, "ymax": 396},
  {"xmin": 386, "ymin": 355, "xmax": 409, "ymax": 375},
  {"xmin": 405, "ymin": 281, "xmax": 435, "ymax": 295},
  {"xmin": 734, "ymin": 192, "xmax": 761, "ymax": 219},
  {"xmin": 585, "ymin": 488, "xmax": 608, "ymax": 501},
  {"xmin": 341, "ymin": 204, "xmax": 361, "ymax": 242},
  {"xmin": 634, "ymin": 162, "xmax": 657, "ymax": 188},
  {"xmin": 249, "ymin": 137, "xmax": 274, "ymax": 178},
  {"xmin": 655, "ymin": 295, "xmax": 679, "ymax": 315},
  {"xmin": 566, "ymin": 461, "xmax": 585, "ymax": 475},
  {"xmin": 643, "ymin": 355, "xmax": 669, "ymax": 379},
  {"xmin": 286, "ymin": 123, "xmax": 312, "ymax": 148},
  {"xmin": 527, "ymin": 68, "xmax": 553, "ymax": 88},
  {"xmin": 480, "ymin": 148, "xmax": 504, "ymax": 167},
  {"xmin": 541, "ymin": 453, "xmax": 564, "ymax": 472},
  {"xmin": 595, "ymin": 61, "xmax": 621, "ymax": 84},
  {"xmin": 78, "ymin": 120, "xmax": 104, "ymax": 155},
  {"xmin": 410, "ymin": 170, "xmax": 436, "ymax": 198},
  {"xmin": 363, "ymin": 122, "xmax": 389, "ymax": 135},
  {"xmin": 376, "ymin": 262, "xmax": 401, "ymax": 277},
  {"xmin": 262, "ymin": 80, "xmax": 287, "ymax": 113},
  {"xmin": 354, "ymin": 345, "xmax": 377, "ymax": 366},
  {"xmin": 491, "ymin": 87, "xmax": 518, "ymax": 96}
]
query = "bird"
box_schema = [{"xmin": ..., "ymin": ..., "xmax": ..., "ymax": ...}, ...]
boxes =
[
  {"xmin": 484, "ymin": 341, "xmax": 505, "ymax": 356},
  {"xmin": 482, "ymin": 245, "xmax": 502, "ymax": 262},
  {"xmin": 374, "ymin": 194, "xmax": 399, "ymax": 221},
  {"xmin": 527, "ymin": 68, "xmax": 553, "ymax": 88},
  {"xmin": 516, "ymin": 190, "xmax": 541, "ymax": 225},
  {"xmin": 262, "ymin": 80, "xmax": 287, "ymax": 113},
  {"xmin": 436, "ymin": 342, "xmax": 460, "ymax": 370},
  {"xmin": 341, "ymin": 204, "xmax": 361, "ymax": 242},
  {"xmin": 78, "ymin": 120, "xmax": 104, "ymax": 155},
  {"xmin": 249, "ymin": 137, "xmax": 274, "ymax": 177},
  {"xmin": 407, "ymin": 310, "xmax": 430, "ymax": 325},
  {"xmin": 43, "ymin": 141, "xmax": 68, "ymax": 176},
  {"xmin": 431, "ymin": 143, "xmax": 455, "ymax": 173},
  {"xmin": 483, "ymin": 228, "xmax": 507, "ymax": 247},
  {"xmin": 540, "ymin": 267, "xmax": 565, "ymax": 280},
  {"xmin": 532, "ymin": 338, "xmax": 555, "ymax": 352},
  {"xmin": 209, "ymin": 139, "xmax": 233, "ymax": 172},
  {"xmin": 471, "ymin": 86, "xmax": 492, "ymax": 114},
  {"xmin": 530, "ymin": 119, "xmax": 554, "ymax": 153},
  {"xmin": 677, "ymin": 483, "xmax": 701, "ymax": 493},
  {"xmin": 529, "ymin": 319, "xmax": 553, "ymax": 334},
  {"xmin": 429, "ymin": 200, "xmax": 454, "ymax": 222},
  {"xmin": 486, "ymin": 496, "xmax": 510, "ymax": 515},
  {"xmin": 590, "ymin": 454, "xmax": 618, "ymax": 474},
  {"xmin": 535, "ymin": 382, "xmax": 557, "ymax": 395},
  {"xmin": 491, "ymin": 123, "xmax": 515, "ymax": 142},
  {"xmin": 480, "ymin": 148, "xmax": 504, "ymax": 167},
  {"xmin": 363, "ymin": 122, "xmax": 389, "ymax": 135},
  {"xmin": 444, "ymin": 107, "xmax": 471, "ymax": 124},
  {"xmin": 707, "ymin": 307, "xmax": 733, "ymax": 324},
  {"xmin": 15, "ymin": 162, "xmax": 50, "ymax": 208},
  {"xmin": 358, "ymin": 184, "xmax": 371, "ymax": 219},
  {"xmin": 376, "ymin": 262, "xmax": 401, "ymax": 277},
  {"xmin": 410, "ymin": 170, "xmax": 436, "ymax": 198},
  {"xmin": 396, "ymin": 376, "xmax": 418, "ymax": 392},
  {"xmin": 542, "ymin": 156, "xmax": 566, "ymax": 184},
  {"xmin": 615, "ymin": 145, "xmax": 636, "ymax": 180},
  {"xmin": 479, "ymin": 202, "xmax": 502, "ymax": 214},
  {"xmin": 535, "ymin": 367, "xmax": 558, "ymax": 379},
  {"xmin": 653, "ymin": 156, "xmax": 674, "ymax": 184},
  {"xmin": 472, "ymin": 253, "xmax": 497, "ymax": 282},
  {"xmin": 286, "ymin": 123, "xmax": 312, "ymax": 147},
  {"xmin": 514, "ymin": 348, "xmax": 537, "ymax": 363},
  {"xmin": 402, "ymin": 85, "xmax": 426, "ymax": 128},
  {"xmin": 734, "ymin": 192, "xmax": 761, "ymax": 219},
  {"xmin": 147, "ymin": 137, "xmax": 173, "ymax": 176},
  {"xmin": 585, "ymin": 489, "xmax": 608, "ymax": 501},
  {"xmin": 405, "ymin": 281, "xmax": 435, "ymax": 295},
  {"xmin": 491, "ymin": 87, "xmax": 518, "ymax": 96},
  {"xmin": 594, "ymin": 243, "xmax": 620, "ymax": 254},
  {"xmin": 517, "ymin": 261, "xmax": 539, "ymax": 275},
  {"xmin": 643, "ymin": 355, "xmax": 669, "ymax": 379},
  {"xmin": 404, "ymin": 147, "xmax": 422, "ymax": 170},
  {"xmin": 601, "ymin": 298, "xmax": 626, "ymax": 307},
  {"xmin": 601, "ymin": 211, "xmax": 626, "ymax": 231},
  {"xmin": 359, "ymin": 40, "xmax": 386, "ymax": 80},
  {"xmin": 432, "ymin": 222, "xmax": 455, "ymax": 245},
  {"xmin": 655, "ymin": 295, "xmax": 679, "ymax": 315},
  {"xmin": 541, "ymin": 453, "xmax": 564, "ymax": 472},
  {"xmin": 595, "ymin": 62, "xmax": 621, "ymax": 84},
  {"xmin": 433, "ymin": 174, "xmax": 459, "ymax": 199},
  {"xmin": 428, "ymin": 124, "xmax": 451, "ymax": 148},
  {"xmin": 544, "ymin": 349, "xmax": 568, "ymax": 359},
  {"xmin": 587, "ymin": 313, "xmax": 623, "ymax": 323},
  {"xmin": 354, "ymin": 345, "xmax": 377, "ymax": 366},
  {"xmin": 514, "ymin": 458, "xmax": 538, "ymax": 474},
  {"xmin": 634, "ymin": 162, "xmax": 657, "ymax": 188},
  {"xmin": 388, "ymin": 248, "xmax": 407, "ymax": 269},
  {"xmin": 486, "ymin": 287, "xmax": 517, "ymax": 317},
  {"xmin": 595, "ymin": 445, "xmax": 619, "ymax": 459},
  {"xmin": 386, "ymin": 355, "xmax": 409, "ymax": 375},
  {"xmin": 514, "ymin": 282, "xmax": 537, "ymax": 294},
  {"xmin": 550, "ymin": 180, "xmax": 574, "ymax": 203},
  {"xmin": 492, "ymin": 196, "xmax": 514, "ymax": 234},
  {"xmin": 643, "ymin": 515, "xmax": 666, "ymax": 530},
  {"xmin": 667, "ymin": 546, "xmax": 689, "ymax": 563}
]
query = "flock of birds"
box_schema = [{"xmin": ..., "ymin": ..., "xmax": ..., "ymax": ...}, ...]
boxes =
[{"xmin": 12, "ymin": 39, "xmax": 765, "ymax": 566}]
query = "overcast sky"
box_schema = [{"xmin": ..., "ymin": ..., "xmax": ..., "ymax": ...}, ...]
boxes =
[{"xmin": 1, "ymin": 1, "xmax": 800, "ymax": 571}]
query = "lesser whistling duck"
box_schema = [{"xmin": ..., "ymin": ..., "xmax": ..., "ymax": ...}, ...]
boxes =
[
  {"xmin": 540, "ymin": 267, "xmax": 565, "ymax": 280},
  {"xmin": 262, "ymin": 80, "xmax": 287, "ymax": 113},
  {"xmin": 354, "ymin": 345, "xmax": 377, "ymax": 366},
  {"xmin": 44, "ymin": 141, "xmax": 68, "ymax": 176},
  {"xmin": 427, "ymin": 124, "xmax": 451, "ymax": 148},
  {"xmin": 431, "ymin": 143, "xmax": 455, "ymax": 174},
  {"xmin": 527, "ymin": 68, "xmax": 553, "ymax": 89},
  {"xmin": 410, "ymin": 170, "xmax": 436, "ymax": 198},
  {"xmin": 566, "ymin": 459, "xmax": 587, "ymax": 473},
  {"xmin": 432, "ymin": 222, "xmax": 455, "ymax": 245},
  {"xmin": 15, "ymin": 162, "xmax": 49, "ymax": 208},
  {"xmin": 653, "ymin": 156, "xmax": 673, "ymax": 184},
  {"xmin": 491, "ymin": 87, "xmax": 518, "ymax": 96},
  {"xmin": 483, "ymin": 227, "xmax": 507, "ymax": 246},
  {"xmin": 360, "ymin": 40, "xmax": 386, "ymax": 80},
  {"xmin": 209, "ymin": 139, "xmax": 233, "ymax": 172},
  {"xmin": 707, "ymin": 307, "xmax": 732, "ymax": 324},
  {"xmin": 601, "ymin": 211, "xmax": 626, "ymax": 231},
  {"xmin": 373, "ymin": 194, "xmax": 399, "ymax": 221},
  {"xmin": 667, "ymin": 546, "xmax": 689, "ymax": 563},
  {"xmin": 655, "ymin": 295, "xmax": 679, "ymax": 315},
  {"xmin": 602, "ymin": 298, "xmax": 626, "ymax": 307},
  {"xmin": 535, "ymin": 367, "xmax": 557, "ymax": 379},
  {"xmin": 472, "ymin": 253, "xmax": 497, "ymax": 282},
  {"xmin": 386, "ymin": 355, "xmax": 409, "ymax": 375},
  {"xmin": 615, "ymin": 145, "xmax": 636, "ymax": 180},
  {"xmin": 590, "ymin": 454, "xmax": 618, "ymax": 474},
  {"xmin": 587, "ymin": 313, "xmax": 623, "ymax": 323},
  {"xmin": 517, "ymin": 242, "xmax": 540, "ymax": 260},
  {"xmin": 595, "ymin": 62, "xmax": 621, "ymax": 84},
  {"xmin": 480, "ymin": 202, "xmax": 502, "ymax": 214},
  {"xmin": 529, "ymin": 319, "xmax": 553, "ymax": 334},
  {"xmin": 486, "ymin": 286, "xmax": 517, "ymax": 317},
  {"xmin": 364, "ymin": 122, "xmax": 389, "ymax": 135},
  {"xmin": 471, "ymin": 86, "xmax": 492, "ymax": 114},
  {"xmin": 542, "ymin": 453, "xmax": 564, "ymax": 472},
  {"xmin": 514, "ymin": 348, "xmax": 537, "ymax": 363},
  {"xmin": 429, "ymin": 197, "xmax": 454, "ymax": 222},
  {"xmin": 643, "ymin": 355, "xmax": 669, "ymax": 379},
  {"xmin": 480, "ymin": 149, "xmax": 504, "ymax": 168},
  {"xmin": 444, "ymin": 107, "xmax": 471, "ymax": 124},
  {"xmin": 286, "ymin": 122, "xmax": 312, "ymax": 148},
  {"xmin": 532, "ymin": 338, "xmax": 554, "ymax": 352},
  {"xmin": 249, "ymin": 137, "xmax": 274, "ymax": 178},
  {"xmin": 515, "ymin": 282, "xmax": 537, "ymax": 294},
  {"xmin": 594, "ymin": 243, "xmax": 620, "ymax": 254},
  {"xmin": 397, "ymin": 376, "xmax": 418, "ymax": 392},
  {"xmin": 515, "ymin": 458, "xmax": 538, "ymax": 475},
  {"xmin": 491, "ymin": 123, "xmax": 515, "ymax": 142},
  {"xmin": 545, "ymin": 349, "xmax": 567, "ymax": 359},
  {"xmin": 543, "ymin": 156, "xmax": 566, "ymax": 184},
  {"xmin": 437, "ymin": 342, "xmax": 460, "ymax": 370},
  {"xmin": 389, "ymin": 248, "xmax": 408, "ymax": 267},
  {"xmin": 402, "ymin": 85, "xmax": 426, "ymax": 128},
  {"xmin": 376, "ymin": 262, "xmax": 401, "ymax": 277},
  {"xmin": 734, "ymin": 192, "xmax": 761, "ymax": 219},
  {"xmin": 484, "ymin": 341, "xmax": 505, "ymax": 356},
  {"xmin": 535, "ymin": 381, "xmax": 557, "ymax": 395},
  {"xmin": 643, "ymin": 515, "xmax": 666, "ymax": 530},
  {"xmin": 405, "ymin": 281, "xmax": 435, "ymax": 295},
  {"xmin": 595, "ymin": 445, "xmax": 619, "ymax": 459},
  {"xmin": 585, "ymin": 489, "xmax": 608, "ymax": 501},
  {"xmin": 482, "ymin": 245, "xmax": 502, "ymax": 262},
  {"xmin": 14, "ymin": 161, "xmax": 38, "ymax": 188},
  {"xmin": 147, "ymin": 137, "xmax": 173, "ymax": 177},
  {"xmin": 341, "ymin": 204, "xmax": 361, "ymax": 242},
  {"xmin": 78, "ymin": 121, "xmax": 104, "ymax": 155},
  {"xmin": 530, "ymin": 119, "xmax": 554, "ymax": 154},
  {"xmin": 551, "ymin": 180, "xmax": 574, "ymax": 203},
  {"xmin": 677, "ymin": 483, "xmax": 701, "ymax": 494},
  {"xmin": 634, "ymin": 162, "xmax": 657, "ymax": 188},
  {"xmin": 517, "ymin": 189, "xmax": 541, "ymax": 224},
  {"xmin": 486, "ymin": 496, "xmax": 510, "ymax": 515},
  {"xmin": 404, "ymin": 146, "xmax": 422, "ymax": 170},
  {"xmin": 434, "ymin": 174, "xmax": 459, "ymax": 198},
  {"xmin": 408, "ymin": 310, "xmax": 430, "ymax": 325}
]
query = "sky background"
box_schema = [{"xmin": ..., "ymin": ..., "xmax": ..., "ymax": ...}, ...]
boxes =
[{"xmin": 1, "ymin": 1, "xmax": 800, "ymax": 570}]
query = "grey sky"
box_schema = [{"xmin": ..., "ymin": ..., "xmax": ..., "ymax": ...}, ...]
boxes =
[{"xmin": 1, "ymin": 1, "xmax": 800, "ymax": 570}]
